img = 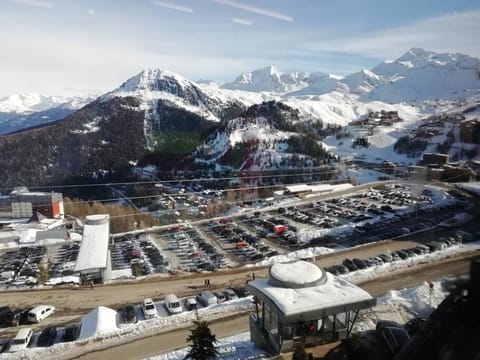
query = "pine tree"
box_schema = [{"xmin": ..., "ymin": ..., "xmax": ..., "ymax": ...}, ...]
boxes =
[{"xmin": 184, "ymin": 320, "xmax": 218, "ymax": 360}]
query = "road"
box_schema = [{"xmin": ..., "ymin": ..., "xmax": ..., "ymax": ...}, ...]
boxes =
[
  {"xmin": 0, "ymin": 238, "xmax": 420, "ymax": 324},
  {"xmin": 73, "ymin": 254, "xmax": 475, "ymax": 360}
]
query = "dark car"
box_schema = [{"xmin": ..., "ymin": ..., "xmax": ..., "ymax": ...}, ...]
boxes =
[
  {"xmin": 376, "ymin": 323, "xmax": 411, "ymax": 354},
  {"xmin": 379, "ymin": 253, "xmax": 393, "ymax": 263},
  {"xmin": 342, "ymin": 259, "xmax": 359, "ymax": 272},
  {"xmin": 62, "ymin": 324, "xmax": 80, "ymax": 342},
  {"xmin": 231, "ymin": 286, "xmax": 250, "ymax": 298},
  {"xmin": 352, "ymin": 258, "xmax": 368, "ymax": 269},
  {"xmin": 37, "ymin": 326, "xmax": 58, "ymax": 347},
  {"xmin": 124, "ymin": 304, "xmax": 137, "ymax": 323},
  {"xmin": 0, "ymin": 339, "xmax": 11, "ymax": 354},
  {"xmin": 3, "ymin": 308, "xmax": 30, "ymax": 327},
  {"xmin": 0, "ymin": 306, "xmax": 11, "ymax": 324},
  {"xmin": 325, "ymin": 265, "xmax": 340, "ymax": 275}
]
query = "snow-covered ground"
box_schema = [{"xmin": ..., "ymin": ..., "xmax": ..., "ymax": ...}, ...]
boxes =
[{"xmin": 145, "ymin": 332, "xmax": 267, "ymax": 360}]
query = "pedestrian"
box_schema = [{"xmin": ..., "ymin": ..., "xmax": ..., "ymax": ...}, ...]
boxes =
[
  {"xmin": 90, "ymin": 280, "xmax": 94, "ymax": 289},
  {"xmin": 204, "ymin": 278, "xmax": 208, "ymax": 287},
  {"xmin": 207, "ymin": 279, "xmax": 210, "ymax": 288},
  {"xmin": 252, "ymin": 272, "xmax": 256, "ymax": 281}
]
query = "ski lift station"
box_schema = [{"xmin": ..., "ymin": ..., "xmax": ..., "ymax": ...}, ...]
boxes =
[{"xmin": 246, "ymin": 260, "xmax": 376, "ymax": 354}]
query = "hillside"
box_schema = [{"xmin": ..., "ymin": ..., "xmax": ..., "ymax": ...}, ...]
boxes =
[{"xmin": 0, "ymin": 49, "xmax": 479, "ymax": 187}]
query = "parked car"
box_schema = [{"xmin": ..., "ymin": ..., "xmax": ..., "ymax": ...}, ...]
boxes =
[
  {"xmin": 0, "ymin": 339, "xmax": 10, "ymax": 354},
  {"xmin": 0, "ymin": 306, "xmax": 11, "ymax": 324},
  {"xmin": 165, "ymin": 294, "xmax": 183, "ymax": 315},
  {"xmin": 141, "ymin": 298, "xmax": 157, "ymax": 319},
  {"xmin": 123, "ymin": 304, "xmax": 137, "ymax": 323},
  {"xmin": 8, "ymin": 328, "xmax": 33, "ymax": 352},
  {"xmin": 27, "ymin": 305, "xmax": 55, "ymax": 323},
  {"xmin": 342, "ymin": 259, "xmax": 359, "ymax": 272},
  {"xmin": 37, "ymin": 326, "xmax": 57, "ymax": 347},
  {"xmin": 376, "ymin": 320, "xmax": 410, "ymax": 355},
  {"xmin": 184, "ymin": 297, "xmax": 198, "ymax": 311},
  {"xmin": 213, "ymin": 291, "xmax": 226, "ymax": 303},
  {"xmin": 223, "ymin": 289, "xmax": 239, "ymax": 301},
  {"xmin": 2, "ymin": 308, "xmax": 30, "ymax": 327},
  {"xmin": 62, "ymin": 324, "xmax": 80, "ymax": 342},
  {"xmin": 196, "ymin": 291, "xmax": 218, "ymax": 307},
  {"xmin": 231, "ymin": 286, "xmax": 250, "ymax": 298}
]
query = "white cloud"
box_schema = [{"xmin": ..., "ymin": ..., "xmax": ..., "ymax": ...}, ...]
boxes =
[
  {"xmin": 7, "ymin": 0, "xmax": 53, "ymax": 8},
  {"xmin": 87, "ymin": 8, "xmax": 95, "ymax": 16},
  {"xmin": 232, "ymin": 17, "xmax": 252, "ymax": 26},
  {"xmin": 152, "ymin": 0, "xmax": 193, "ymax": 13},
  {"xmin": 210, "ymin": 0, "xmax": 293, "ymax": 22},
  {"xmin": 306, "ymin": 10, "xmax": 480, "ymax": 59},
  {"xmin": 0, "ymin": 31, "xmax": 257, "ymax": 96}
]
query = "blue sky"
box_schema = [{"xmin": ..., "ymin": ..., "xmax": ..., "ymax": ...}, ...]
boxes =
[{"xmin": 1, "ymin": 0, "xmax": 479, "ymax": 96}]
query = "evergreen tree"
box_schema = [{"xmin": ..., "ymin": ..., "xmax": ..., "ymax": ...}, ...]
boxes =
[{"xmin": 184, "ymin": 320, "xmax": 218, "ymax": 360}]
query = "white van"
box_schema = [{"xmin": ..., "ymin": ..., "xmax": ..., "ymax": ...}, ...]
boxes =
[
  {"xmin": 164, "ymin": 294, "xmax": 183, "ymax": 315},
  {"xmin": 196, "ymin": 291, "xmax": 218, "ymax": 307},
  {"xmin": 27, "ymin": 305, "xmax": 55, "ymax": 323},
  {"xmin": 8, "ymin": 328, "xmax": 33, "ymax": 352}
]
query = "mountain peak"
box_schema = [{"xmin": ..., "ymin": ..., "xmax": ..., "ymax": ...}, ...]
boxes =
[
  {"xmin": 117, "ymin": 68, "xmax": 193, "ymax": 93},
  {"xmin": 222, "ymin": 66, "xmax": 309, "ymax": 93}
]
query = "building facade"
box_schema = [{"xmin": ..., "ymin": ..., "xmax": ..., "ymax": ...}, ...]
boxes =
[{"xmin": 0, "ymin": 187, "xmax": 63, "ymax": 219}]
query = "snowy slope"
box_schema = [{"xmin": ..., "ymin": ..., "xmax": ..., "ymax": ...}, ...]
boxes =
[
  {"xmin": 104, "ymin": 68, "xmax": 228, "ymax": 123},
  {"xmin": 222, "ymin": 65, "xmax": 310, "ymax": 93},
  {"xmin": 0, "ymin": 93, "xmax": 94, "ymax": 113},
  {"xmin": 0, "ymin": 94, "xmax": 96, "ymax": 134},
  {"xmin": 221, "ymin": 48, "xmax": 480, "ymax": 102},
  {"xmin": 367, "ymin": 48, "xmax": 480, "ymax": 102}
]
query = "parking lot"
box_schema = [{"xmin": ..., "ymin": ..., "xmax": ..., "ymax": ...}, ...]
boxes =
[
  {"xmin": 0, "ymin": 183, "xmax": 472, "ymax": 289},
  {"xmin": 118, "ymin": 183, "xmax": 472, "ymax": 270}
]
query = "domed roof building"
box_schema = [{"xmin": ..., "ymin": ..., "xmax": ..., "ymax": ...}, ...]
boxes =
[{"xmin": 246, "ymin": 260, "xmax": 376, "ymax": 354}]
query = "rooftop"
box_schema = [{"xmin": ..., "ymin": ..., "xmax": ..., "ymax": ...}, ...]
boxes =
[
  {"xmin": 247, "ymin": 261, "xmax": 376, "ymax": 322},
  {"xmin": 75, "ymin": 214, "xmax": 110, "ymax": 272}
]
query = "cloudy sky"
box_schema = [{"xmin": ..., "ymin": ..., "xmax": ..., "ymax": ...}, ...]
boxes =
[{"xmin": 1, "ymin": 0, "xmax": 479, "ymax": 97}]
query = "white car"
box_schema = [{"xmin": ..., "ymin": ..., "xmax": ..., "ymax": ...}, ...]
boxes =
[
  {"xmin": 8, "ymin": 328, "xmax": 33, "ymax": 353},
  {"xmin": 141, "ymin": 298, "xmax": 157, "ymax": 319}
]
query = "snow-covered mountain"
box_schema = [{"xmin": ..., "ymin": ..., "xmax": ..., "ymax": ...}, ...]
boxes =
[
  {"xmin": 222, "ymin": 65, "xmax": 310, "ymax": 93},
  {"xmin": 0, "ymin": 93, "xmax": 96, "ymax": 134},
  {"xmin": 1, "ymin": 48, "xmax": 479, "ymax": 187},
  {"xmin": 221, "ymin": 48, "xmax": 480, "ymax": 102},
  {"xmin": 0, "ymin": 93, "xmax": 94, "ymax": 114},
  {"xmin": 366, "ymin": 48, "xmax": 480, "ymax": 102},
  {"xmin": 103, "ymin": 68, "xmax": 245, "ymax": 149}
]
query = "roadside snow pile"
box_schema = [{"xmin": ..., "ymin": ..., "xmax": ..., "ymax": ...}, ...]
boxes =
[
  {"xmin": 355, "ymin": 280, "xmax": 448, "ymax": 332},
  {"xmin": 381, "ymin": 281, "xmax": 448, "ymax": 317},
  {"xmin": 145, "ymin": 332, "xmax": 267, "ymax": 360}
]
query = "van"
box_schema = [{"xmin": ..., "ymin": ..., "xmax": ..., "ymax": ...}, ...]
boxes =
[
  {"xmin": 196, "ymin": 291, "xmax": 218, "ymax": 307},
  {"xmin": 27, "ymin": 305, "xmax": 55, "ymax": 323},
  {"xmin": 164, "ymin": 294, "xmax": 183, "ymax": 315},
  {"xmin": 8, "ymin": 327, "xmax": 33, "ymax": 352}
]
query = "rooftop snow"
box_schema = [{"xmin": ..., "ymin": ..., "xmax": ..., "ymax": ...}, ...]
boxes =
[
  {"xmin": 269, "ymin": 261, "xmax": 324, "ymax": 287},
  {"xmin": 74, "ymin": 214, "xmax": 110, "ymax": 272},
  {"xmin": 248, "ymin": 270, "xmax": 374, "ymax": 318}
]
